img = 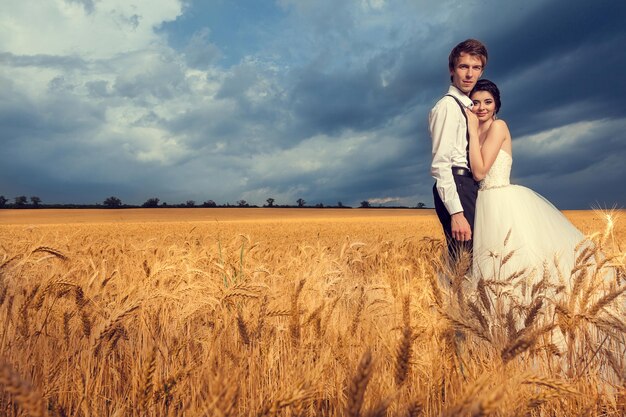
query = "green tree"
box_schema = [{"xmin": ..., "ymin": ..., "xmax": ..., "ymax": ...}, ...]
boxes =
[
  {"xmin": 185, "ymin": 200, "xmax": 196, "ymax": 207},
  {"xmin": 142, "ymin": 198, "xmax": 160, "ymax": 208},
  {"xmin": 14, "ymin": 195, "xmax": 28, "ymax": 208},
  {"xmin": 30, "ymin": 196, "xmax": 41, "ymax": 208},
  {"xmin": 0, "ymin": 196, "xmax": 8, "ymax": 208},
  {"xmin": 202, "ymin": 200, "xmax": 217, "ymax": 207},
  {"xmin": 416, "ymin": 202, "xmax": 426, "ymax": 209},
  {"xmin": 360, "ymin": 200, "xmax": 371, "ymax": 208},
  {"xmin": 103, "ymin": 196, "xmax": 122, "ymax": 208},
  {"xmin": 296, "ymin": 198, "xmax": 306, "ymax": 207},
  {"xmin": 266, "ymin": 197, "xmax": 275, "ymax": 207},
  {"xmin": 237, "ymin": 199, "xmax": 248, "ymax": 207}
]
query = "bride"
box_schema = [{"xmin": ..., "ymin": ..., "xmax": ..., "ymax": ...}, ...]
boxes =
[
  {"xmin": 463, "ymin": 80, "xmax": 624, "ymax": 379},
  {"xmin": 465, "ymin": 79, "xmax": 585, "ymax": 293}
]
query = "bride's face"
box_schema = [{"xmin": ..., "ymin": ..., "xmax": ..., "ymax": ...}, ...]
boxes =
[{"xmin": 471, "ymin": 91, "xmax": 496, "ymax": 122}]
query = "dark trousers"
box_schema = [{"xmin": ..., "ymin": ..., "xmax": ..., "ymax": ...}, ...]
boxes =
[{"xmin": 433, "ymin": 175, "xmax": 479, "ymax": 265}]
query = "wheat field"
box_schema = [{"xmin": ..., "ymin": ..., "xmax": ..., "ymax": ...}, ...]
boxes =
[{"xmin": 0, "ymin": 208, "xmax": 625, "ymax": 416}]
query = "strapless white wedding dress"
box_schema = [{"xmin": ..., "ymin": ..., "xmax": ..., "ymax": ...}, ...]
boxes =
[
  {"xmin": 472, "ymin": 149, "xmax": 585, "ymax": 290},
  {"xmin": 471, "ymin": 150, "xmax": 623, "ymax": 379}
]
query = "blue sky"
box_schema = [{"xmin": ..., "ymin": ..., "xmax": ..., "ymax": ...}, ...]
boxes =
[{"xmin": 1, "ymin": 0, "xmax": 625, "ymax": 208}]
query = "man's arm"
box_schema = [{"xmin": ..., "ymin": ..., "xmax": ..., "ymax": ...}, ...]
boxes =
[
  {"xmin": 429, "ymin": 99, "xmax": 471, "ymax": 241},
  {"xmin": 430, "ymin": 99, "xmax": 463, "ymax": 214},
  {"xmin": 451, "ymin": 212, "xmax": 471, "ymax": 241}
]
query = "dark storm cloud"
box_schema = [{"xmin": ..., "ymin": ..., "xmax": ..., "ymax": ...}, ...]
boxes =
[
  {"xmin": 280, "ymin": 0, "xmax": 626, "ymax": 207},
  {"xmin": 249, "ymin": 37, "xmax": 448, "ymax": 205},
  {"xmin": 281, "ymin": 0, "xmax": 626, "ymax": 137},
  {"xmin": 239, "ymin": 109, "xmax": 427, "ymax": 207},
  {"xmin": 485, "ymin": 1, "xmax": 626, "ymax": 80},
  {"xmin": 450, "ymin": 0, "xmax": 626, "ymax": 208},
  {"xmin": 288, "ymin": 68, "xmax": 380, "ymax": 134},
  {"xmin": 287, "ymin": 64, "xmax": 412, "ymax": 137},
  {"xmin": 183, "ymin": 28, "xmax": 222, "ymax": 69},
  {"xmin": 495, "ymin": 38, "xmax": 626, "ymax": 135},
  {"xmin": 0, "ymin": 52, "xmax": 87, "ymax": 70},
  {"xmin": 0, "ymin": 79, "xmax": 37, "ymax": 141},
  {"xmin": 0, "ymin": 70, "xmax": 152, "ymax": 204},
  {"xmin": 513, "ymin": 121, "xmax": 626, "ymax": 178},
  {"xmin": 64, "ymin": 0, "xmax": 96, "ymax": 15},
  {"xmin": 0, "ymin": 75, "xmax": 103, "ymax": 141},
  {"xmin": 86, "ymin": 80, "xmax": 111, "ymax": 97},
  {"xmin": 2, "ymin": 0, "xmax": 625, "ymax": 208},
  {"xmin": 514, "ymin": 138, "xmax": 626, "ymax": 210},
  {"xmin": 217, "ymin": 64, "xmax": 261, "ymax": 100},
  {"xmin": 112, "ymin": 61, "xmax": 191, "ymax": 100}
]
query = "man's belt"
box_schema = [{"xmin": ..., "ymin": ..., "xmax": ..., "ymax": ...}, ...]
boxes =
[{"xmin": 452, "ymin": 166, "xmax": 472, "ymax": 177}]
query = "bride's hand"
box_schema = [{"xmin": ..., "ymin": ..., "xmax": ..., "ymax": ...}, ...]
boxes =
[{"xmin": 465, "ymin": 108, "xmax": 479, "ymax": 133}]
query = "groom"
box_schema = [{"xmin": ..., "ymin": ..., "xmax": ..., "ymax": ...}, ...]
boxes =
[{"xmin": 429, "ymin": 39, "xmax": 488, "ymax": 265}]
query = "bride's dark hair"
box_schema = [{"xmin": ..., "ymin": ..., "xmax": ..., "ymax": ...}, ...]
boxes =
[{"xmin": 471, "ymin": 79, "xmax": 501, "ymax": 114}]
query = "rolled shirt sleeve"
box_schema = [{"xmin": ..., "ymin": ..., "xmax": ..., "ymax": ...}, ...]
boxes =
[{"xmin": 429, "ymin": 97, "xmax": 466, "ymax": 215}]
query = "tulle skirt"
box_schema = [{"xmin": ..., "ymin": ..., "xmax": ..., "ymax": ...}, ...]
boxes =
[
  {"xmin": 473, "ymin": 184, "xmax": 585, "ymax": 293},
  {"xmin": 472, "ymin": 184, "xmax": 621, "ymax": 373}
]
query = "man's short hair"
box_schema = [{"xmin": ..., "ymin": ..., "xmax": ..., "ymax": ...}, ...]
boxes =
[{"xmin": 448, "ymin": 39, "xmax": 488, "ymax": 72}]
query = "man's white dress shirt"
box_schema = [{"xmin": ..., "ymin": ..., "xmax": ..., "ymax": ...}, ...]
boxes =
[{"xmin": 429, "ymin": 85, "xmax": 473, "ymax": 215}]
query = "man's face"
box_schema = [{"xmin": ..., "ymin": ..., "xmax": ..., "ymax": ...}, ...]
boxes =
[{"xmin": 450, "ymin": 52, "xmax": 484, "ymax": 94}]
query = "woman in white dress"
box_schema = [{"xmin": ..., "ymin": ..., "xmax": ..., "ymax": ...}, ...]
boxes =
[
  {"xmin": 464, "ymin": 82, "xmax": 623, "ymax": 377},
  {"xmin": 465, "ymin": 80, "xmax": 585, "ymax": 294}
]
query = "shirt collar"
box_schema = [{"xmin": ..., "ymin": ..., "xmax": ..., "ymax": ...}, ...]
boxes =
[{"xmin": 447, "ymin": 85, "xmax": 473, "ymax": 108}]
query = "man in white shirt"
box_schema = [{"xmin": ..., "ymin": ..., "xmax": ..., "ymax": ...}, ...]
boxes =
[{"xmin": 429, "ymin": 39, "xmax": 488, "ymax": 265}]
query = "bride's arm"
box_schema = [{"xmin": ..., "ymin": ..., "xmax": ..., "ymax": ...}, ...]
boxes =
[{"xmin": 466, "ymin": 111, "xmax": 507, "ymax": 181}]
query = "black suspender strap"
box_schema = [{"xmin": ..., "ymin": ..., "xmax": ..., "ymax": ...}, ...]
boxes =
[{"xmin": 445, "ymin": 94, "xmax": 470, "ymax": 167}]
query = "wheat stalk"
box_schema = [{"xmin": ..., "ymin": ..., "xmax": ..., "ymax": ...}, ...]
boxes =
[
  {"xmin": 257, "ymin": 383, "xmax": 313, "ymax": 417},
  {"xmin": 236, "ymin": 312, "xmax": 251, "ymax": 346},
  {"xmin": 501, "ymin": 324, "xmax": 556, "ymax": 364},
  {"xmin": 93, "ymin": 304, "xmax": 140, "ymax": 355},
  {"xmin": 350, "ymin": 286, "xmax": 366, "ymax": 336},
  {"xmin": 289, "ymin": 278, "xmax": 306, "ymax": 346},
  {"xmin": 140, "ymin": 346, "xmax": 158, "ymax": 412},
  {"xmin": 524, "ymin": 298, "xmax": 543, "ymax": 328},
  {"xmin": 347, "ymin": 349, "xmax": 373, "ymax": 417},
  {"xmin": 404, "ymin": 401, "xmax": 422, "ymax": 417},
  {"xmin": 32, "ymin": 246, "xmax": 68, "ymax": 261},
  {"xmin": 587, "ymin": 286, "xmax": 626, "ymax": 316},
  {"xmin": 395, "ymin": 324, "xmax": 412, "ymax": 387},
  {"xmin": 0, "ymin": 361, "xmax": 46, "ymax": 417}
]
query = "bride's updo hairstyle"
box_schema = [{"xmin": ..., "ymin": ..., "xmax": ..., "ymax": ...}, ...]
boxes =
[{"xmin": 471, "ymin": 79, "xmax": 501, "ymax": 114}]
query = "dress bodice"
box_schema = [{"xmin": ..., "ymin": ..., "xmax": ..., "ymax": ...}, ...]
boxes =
[{"xmin": 479, "ymin": 149, "xmax": 512, "ymax": 190}]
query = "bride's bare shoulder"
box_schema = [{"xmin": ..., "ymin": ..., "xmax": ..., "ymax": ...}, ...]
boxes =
[
  {"xmin": 492, "ymin": 119, "xmax": 508, "ymax": 127},
  {"xmin": 490, "ymin": 119, "xmax": 510, "ymax": 133}
]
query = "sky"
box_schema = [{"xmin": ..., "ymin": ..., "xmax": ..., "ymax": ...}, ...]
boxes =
[{"xmin": 1, "ymin": 0, "xmax": 625, "ymax": 209}]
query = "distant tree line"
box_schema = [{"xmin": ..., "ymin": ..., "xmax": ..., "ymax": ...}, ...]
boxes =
[
  {"xmin": 0, "ymin": 194, "xmax": 429, "ymax": 209},
  {"xmin": 0, "ymin": 195, "xmax": 43, "ymax": 209}
]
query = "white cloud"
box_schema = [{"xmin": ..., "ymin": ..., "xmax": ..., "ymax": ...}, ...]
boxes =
[
  {"xmin": 514, "ymin": 118, "xmax": 626, "ymax": 158},
  {"xmin": 368, "ymin": 197, "xmax": 400, "ymax": 204},
  {"xmin": 362, "ymin": 0, "xmax": 387, "ymax": 11},
  {"xmin": 0, "ymin": 0, "xmax": 182, "ymax": 58},
  {"xmin": 0, "ymin": 0, "xmax": 227, "ymax": 171},
  {"xmin": 514, "ymin": 120, "xmax": 597, "ymax": 153},
  {"xmin": 0, "ymin": 0, "xmax": 624, "ymax": 209}
]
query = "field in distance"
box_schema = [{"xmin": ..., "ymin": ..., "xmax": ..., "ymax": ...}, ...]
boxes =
[
  {"xmin": 1, "ymin": 207, "xmax": 432, "ymax": 224},
  {"xmin": 0, "ymin": 208, "xmax": 624, "ymax": 416},
  {"xmin": 1, "ymin": 207, "xmax": 623, "ymax": 236},
  {"xmin": 1, "ymin": 208, "xmax": 624, "ymax": 245}
]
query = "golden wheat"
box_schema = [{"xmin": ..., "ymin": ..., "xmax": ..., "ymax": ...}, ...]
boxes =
[{"xmin": 0, "ymin": 209, "xmax": 623, "ymax": 416}]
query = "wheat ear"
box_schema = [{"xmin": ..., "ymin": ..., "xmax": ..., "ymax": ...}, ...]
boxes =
[
  {"xmin": 347, "ymin": 349, "xmax": 373, "ymax": 417},
  {"xmin": 0, "ymin": 361, "xmax": 46, "ymax": 417}
]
